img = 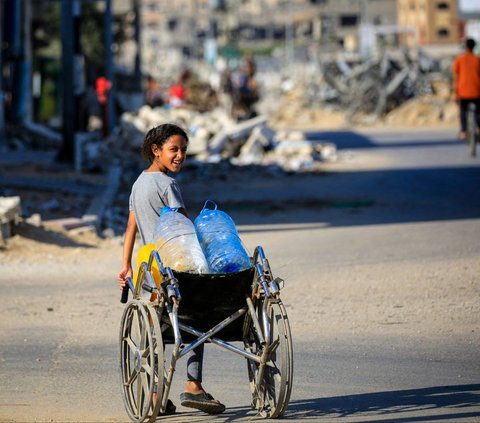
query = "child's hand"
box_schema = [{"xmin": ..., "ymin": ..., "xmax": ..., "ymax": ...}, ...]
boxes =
[{"xmin": 117, "ymin": 265, "xmax": 133, "ymax": 290}]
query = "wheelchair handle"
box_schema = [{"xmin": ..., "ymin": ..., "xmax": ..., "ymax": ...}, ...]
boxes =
[
  {"xmin": 120, "ymin": 277, "xmax": 135, "ymax": 304},
  {"xmin": 120, "ymin": 285, "xmax": 129, "ymax": 303}
]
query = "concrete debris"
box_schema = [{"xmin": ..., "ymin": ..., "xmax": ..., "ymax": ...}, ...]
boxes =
[
  {"xmin": 25, "ymin": 213, "xmax": 42, "ymax": 227},
  {"xmin": 7, "ymin": 121, "xmax": 62, "ymax": 149},
  {"xmin": 237, "ymin": 125, "xmax": 276, "ymax": 165},
  {"xmin": 0, "ymin": 196, "xmax": 21, "ymax": 242},
  {"xmin": 207, "ymin": 114, "xmax": 267, "ymax": 155},
  {"xmin": 83, "ymin": 106, "xmax": 336, "ymax": 176},
  {"xmin": 268, "ymin": 49, "xmax": 456, "ymax": 128},
  {"xmin": 235, "ymin": 126, "xmax": 337, "ymax": 170}
]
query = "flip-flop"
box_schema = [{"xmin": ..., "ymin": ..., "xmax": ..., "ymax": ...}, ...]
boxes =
[{"xmin": 180, "ymin": 392, "xmax": 225, "ymax": 414}]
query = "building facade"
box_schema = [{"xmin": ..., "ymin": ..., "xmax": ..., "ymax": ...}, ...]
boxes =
[
  {"xmin": 137, "ymin": 0, "xmax": 399, "ymax": 76},
  {"xmin": 397, "ymin": 0, "xmax": 459, "ymax": 46}
]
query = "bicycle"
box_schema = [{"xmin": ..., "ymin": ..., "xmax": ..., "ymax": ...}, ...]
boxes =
[{"xmin": 466, "ymin": 102, "xmax": 478, "ymax": 157}]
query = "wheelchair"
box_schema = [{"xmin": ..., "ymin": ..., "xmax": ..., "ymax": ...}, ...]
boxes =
[{"xmin": 119, "ymin": 245, "xmax": 293, "ymax": 422}]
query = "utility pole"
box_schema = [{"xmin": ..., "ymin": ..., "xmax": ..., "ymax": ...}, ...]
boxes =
[
  {"xmin": 23, "ymin": 0, "xmax": 32, "ymax": 122},
  {"xmin": 60, "ymin": 0, "xmax": 76, "ymax": 163},
  {"xmin": 133, "ymin": 0, "xmax": 142, "ymax": 91},
  {"xmin": 8, "ymin": 0, "xmax": 25, "ymax": 123},
  {"xmin": 0, "ymin": 2, "xmax": 5, "ymax": 148},
  {"xmin": 73, "ymin": 1, "xmax": 85, "ymax": 132},
  {"xmin": 104, "ymin": 0, "xmax": 115, "ymax": 135}
]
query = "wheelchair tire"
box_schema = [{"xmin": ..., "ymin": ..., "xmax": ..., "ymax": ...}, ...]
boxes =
[
  {"xmin": 244, "ymin": 298, "xmax": 293, "ymax": 418},
  {"xmin": 119, "ymin": 299, "xmax": 165, "ymax": 423}
]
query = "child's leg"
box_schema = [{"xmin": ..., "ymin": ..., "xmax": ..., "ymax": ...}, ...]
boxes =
[
  {"xmin": 186, "ymin": 344, "xmax": 204, "ymax": 382},
  {"xmin": 181, "ymin": 344, "xmax": 225, "ymax": 413}
]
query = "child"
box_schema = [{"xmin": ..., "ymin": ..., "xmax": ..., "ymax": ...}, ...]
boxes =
[{"xmin": 117, "ymin": 123, "xmax": 225, "ymax": 415}]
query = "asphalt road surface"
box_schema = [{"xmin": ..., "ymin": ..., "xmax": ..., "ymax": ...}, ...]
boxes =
[{"xmin": 0, "ymin": 127, "xmax": 479, "ymax": 422}]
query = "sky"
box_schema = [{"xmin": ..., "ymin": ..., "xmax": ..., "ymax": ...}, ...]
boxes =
[{"xmin": 459, "ymin": 0, "xmax": 480, "ymax": 13}]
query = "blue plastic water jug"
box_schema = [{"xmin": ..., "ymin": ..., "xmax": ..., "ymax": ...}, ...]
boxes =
[
  {"xmin": 194, "ymin": 201, "xmax": 251, "ymax": 273},
  {"xmin": 153, "ymin": 207, "xmax": 209, "ymax": 273}
]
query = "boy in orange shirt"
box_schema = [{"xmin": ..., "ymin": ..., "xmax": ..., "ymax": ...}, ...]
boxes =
[{"xmin": 452, "ymin": 38, "xmax": 480, "ymax": 140}]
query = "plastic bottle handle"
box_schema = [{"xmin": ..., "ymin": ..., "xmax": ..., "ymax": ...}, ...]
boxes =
[
  {"xmin": 200, "ymin": 200, "xmax": 218, "ymax": 213},
  {"xmin": 160, "ymin": 206, "xmax": 179, "ymax": 215}
]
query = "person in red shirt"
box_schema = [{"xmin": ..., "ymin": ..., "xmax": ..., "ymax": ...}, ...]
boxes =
[
  {"xmin": 452, "ymin": 38, "xmax": 480, "ymax": 140},
  {"xmin": 168, "ymin": 70, "xmax": 190, "ymax": 108},
  {"xmin": 95, "ymin": 76, "xmax": 112, "ymax": 138}
]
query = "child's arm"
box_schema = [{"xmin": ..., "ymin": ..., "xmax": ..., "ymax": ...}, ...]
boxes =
[{"xmin": 117, "ymin": 211, "xmax": 138, "ymax": 290}]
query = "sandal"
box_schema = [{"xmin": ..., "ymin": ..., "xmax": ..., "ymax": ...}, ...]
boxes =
[{"xmin": 180, "ymin": 392, "xmax": 225, "ymax": 414}]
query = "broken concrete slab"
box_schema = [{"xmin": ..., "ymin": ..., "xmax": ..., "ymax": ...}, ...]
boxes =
[
  {"xmin": 0, "ymin": 196, "xmax": 21, "ymax": 241},
  {"xmin": 237, "ymin": 124, "xmax": 276, "ymax": 165},
  {"xmin": 208, "ymin": 115, "xmax": 268, "ymax": 155}
]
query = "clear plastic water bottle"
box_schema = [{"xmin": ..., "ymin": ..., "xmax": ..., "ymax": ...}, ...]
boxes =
[
  {"xmin": 194, "ymin": 201, "xmax": 251, "ymax": 273},
  {"xmin": 153, "ymin": 207, "xmax": 209, "ymax": 274}
]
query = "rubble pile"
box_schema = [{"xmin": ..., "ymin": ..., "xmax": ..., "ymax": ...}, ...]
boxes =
[
  {"xmin": 268, "ymin": 50, "xmax": 457, "ymax": 128},
  {"xmin": 82, "ymin": 105, "xmax": 338, "ymax": 175}
]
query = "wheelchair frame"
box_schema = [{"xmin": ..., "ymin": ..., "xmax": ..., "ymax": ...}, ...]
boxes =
[{"xmin": 119, "ymin": 246, "xmax": 293, "ymax": 422}]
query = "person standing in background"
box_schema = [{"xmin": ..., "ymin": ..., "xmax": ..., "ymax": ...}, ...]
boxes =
[
  {"xmin": 145, "ymin": 76, "xmax": 165, "ymax": 108},
  {"xmin": 95, "ymin": 75, "xmax": 111, "ymax": 138},
  {"xmin": 452, "ymin": 38, "xmax": 480, "ymax": 140},
  {"xmin": 169, "ymin": 70, "xmax": 190, "ymax": 108}
]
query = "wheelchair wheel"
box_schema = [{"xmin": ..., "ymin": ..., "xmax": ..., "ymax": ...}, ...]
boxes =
[
  {"xmin": 119, "ymin": 299, "xmax": 164, "ymax": 423},
  {"xmin": 244, "ymin": 299, "xmax": 293, "ymax": 418}
]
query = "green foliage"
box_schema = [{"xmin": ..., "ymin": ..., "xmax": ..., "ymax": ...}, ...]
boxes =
[
  {"xmin": 81, "ymin": 4, "xmax": 105, "ymax": 71},
  {"xmin": 32, "ymin": 2, "xmax": 129, "ymax": 74},
  {"xmin": 32, "ymin": 3, "xmax": 60, "ymax": 55}
]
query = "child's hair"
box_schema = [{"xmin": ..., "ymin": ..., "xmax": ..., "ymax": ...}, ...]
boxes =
[{"xmin": 142, "ymin": 123, "xmax": 189, "ymax": 163}]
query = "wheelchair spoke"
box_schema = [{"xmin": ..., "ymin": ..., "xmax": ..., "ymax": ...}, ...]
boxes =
[
  {"xmin": 269, "ymin": 337, "xmax": 280, "ymax": 354},
  {"xmin": 139, "ymin": 320, "xmax": 147, "ymax": 350},
  {"xmin": 140, "ymin": 372, "xmax": 150, "ymax": 399},
  {"xmin": 134, "ymin": 309, "xmax": 142, "ymax": 339},
  {"xmin": 143, "ymin": 362, "xmax": 152, "ymax": 375},
  {"xmin": 125, "ymin": 368, "xmax": 139, "ymax": 387},
  {"xmin": 270, "ymin": 362, "xmax": 282, "ymax": 384},
  {"xmin": 136, "ymin": 376, "xmax": 143, "ymax": 414},
  {"xmin": 125, "ymin": 336, "xmax": 137, "ymax": 351}
]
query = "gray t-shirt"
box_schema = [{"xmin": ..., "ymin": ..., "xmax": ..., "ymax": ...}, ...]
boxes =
[{"xmin": 129, "ymin": 171, "xmax": 185, "ymax": 244}]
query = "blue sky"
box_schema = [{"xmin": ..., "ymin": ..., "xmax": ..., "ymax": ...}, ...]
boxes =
[{"xmin": 459, "ymin": 0, "xmax": 480, "ymax": 13}]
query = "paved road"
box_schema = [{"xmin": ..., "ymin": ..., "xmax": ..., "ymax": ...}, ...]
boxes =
[{"xmin": 0, "ymin": 128, "xmax": 479, "ymax": 422}]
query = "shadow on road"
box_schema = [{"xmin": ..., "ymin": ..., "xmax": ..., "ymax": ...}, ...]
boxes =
[
  {"xmin": 12, "ymin": 222, "xmax": 97, "ymax": 248},
  {"xmin": 126, "ymin": 384, "xmax": 480, "ymax": 422},
  {"xmin": 219, "ymin": 165, "xmax": 480, "ymax": 228},
  {"xmin": 305, "ymin": 130, "xmax": 459, "ymax": 150},
  {"xmin": 180, "ymin": 126, "xmax": 480, "ymax": 230},
  {"xmin": 284, "ymin": 384, "xmax": 480, "ymax": 421}
]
